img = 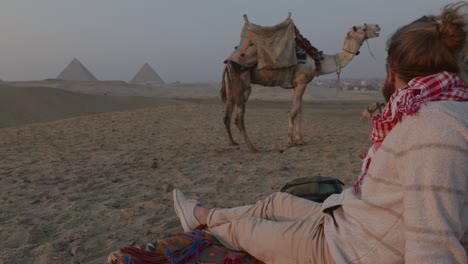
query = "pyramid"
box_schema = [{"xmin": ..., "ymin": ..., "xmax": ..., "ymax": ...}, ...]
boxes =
[
  {"xmin": 56, "ymin": 58, "xmax": 98, "ymax": 81},
  {"xmin": 130, "ymin": 63, "xmax": 164, "ymax": 85}
]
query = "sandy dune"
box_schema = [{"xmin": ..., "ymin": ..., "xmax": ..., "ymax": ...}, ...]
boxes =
[
  {"xmin": 0, "ymin": 85, "xmax": 183, "ymax": 128},
  {"xmin": 0, "ymin": 81, "xmax": 380, "ymax": 263}
]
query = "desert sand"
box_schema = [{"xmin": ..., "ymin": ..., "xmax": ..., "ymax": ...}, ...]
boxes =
[{"xmin": 0, "ymin": 80, "xmax": 382, "ymax": 263}]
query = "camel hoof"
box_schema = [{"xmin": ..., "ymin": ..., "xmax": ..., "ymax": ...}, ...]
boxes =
[{"xmin": 229, "ymin": 142, "xmax": 239, "ymax": 146}]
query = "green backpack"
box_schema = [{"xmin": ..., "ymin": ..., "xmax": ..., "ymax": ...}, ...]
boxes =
[{"xmin": 280, "ymin": 176, "xmax": 345, "ymax": 203}]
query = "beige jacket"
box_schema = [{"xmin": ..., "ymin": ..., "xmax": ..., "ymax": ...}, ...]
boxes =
[{"xmin": 322, "ymin": 101, "xmax": 468, "ymax": 263}]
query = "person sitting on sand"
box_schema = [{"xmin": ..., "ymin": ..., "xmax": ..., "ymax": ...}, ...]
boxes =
[{"xmin": 173, "ymin": 2, "xmax": 468, "ymax": 263}]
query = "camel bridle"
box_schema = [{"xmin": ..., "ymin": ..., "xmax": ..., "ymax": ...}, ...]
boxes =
[
  {"xmin": 342, "ymin": 24, "xmax": 376, "ymax": 59},
  {"xmin": 341, "ymin": 24, "xmax": 370, "ymax": 56}
]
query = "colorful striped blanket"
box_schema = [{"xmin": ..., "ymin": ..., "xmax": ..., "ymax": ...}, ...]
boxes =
[{"xmin": 107, "ymin": 229, "xmax": 264, "ymax": 264}]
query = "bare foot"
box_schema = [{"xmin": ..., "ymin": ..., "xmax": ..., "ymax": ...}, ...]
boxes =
[{"xmin": 194, "ymin": 205, "xmax": 211, "ymax": 226}]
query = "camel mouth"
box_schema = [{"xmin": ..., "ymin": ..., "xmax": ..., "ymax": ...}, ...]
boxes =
[
  {"xmin": 374, "ymin": 26, "xmax": 381, "ymax": 37},
  {"xmin": 367, "ymin": 24, "xmax": 381, "ymax": 38},
  {"xmin": 369, "ymin": 30, "xmax": 380, "ymax": 38}
]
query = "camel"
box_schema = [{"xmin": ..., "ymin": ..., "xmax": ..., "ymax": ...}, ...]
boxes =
[{"xmin": 220, "ymin": 15, "xmax": 380, "ymax": 153}]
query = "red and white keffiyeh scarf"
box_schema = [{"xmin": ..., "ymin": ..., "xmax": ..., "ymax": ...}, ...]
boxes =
[{"xmin": 354, "ymin": 71, "xmax": 468, "ymax": 193}]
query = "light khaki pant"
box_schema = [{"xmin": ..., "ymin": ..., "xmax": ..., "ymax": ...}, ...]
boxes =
[{"xmin": 206, "ymin": 192, "xmax": 335, "ymax": 264}]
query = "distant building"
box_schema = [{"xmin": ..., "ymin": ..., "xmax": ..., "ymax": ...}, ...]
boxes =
[
  {"xmin": 130, "ymin": 63, "xmax": 165, "ymax": 85},
  {"xmin": 314, "ymin": 80, "xmax": 323, "ymax": 86},
  {"xmin": 56, "ymin": 58, "xmax": 98, "ymax": 81}
]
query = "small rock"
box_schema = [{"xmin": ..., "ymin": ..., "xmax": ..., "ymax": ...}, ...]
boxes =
[
  {"xmin": 162, "ymin": 183, "xmax": 173, "ymax": 193},
  {"xmin": 110, "ymin": 177, "xmax": 120, "ymax": 183},
  {"xmin": 277, "ymin": 166, "xmax": 288, "ymax": 171},
  {"xmin": 70, "ymin": 246, "xmax": 81, "ymax": 257}
]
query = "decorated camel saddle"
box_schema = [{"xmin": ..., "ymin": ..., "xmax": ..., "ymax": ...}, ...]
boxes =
[{"xmin": 227, "ymin": 12, "xmax": 323, "ymax": 73}]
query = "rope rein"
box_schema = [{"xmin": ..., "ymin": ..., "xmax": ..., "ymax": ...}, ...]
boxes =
[
  {"xmin": 365, "ymin": 39, "xmax": 376, "ymax": 60},
  {"xmin": 335, "ymin": 55, "xmax": 342, "ymax": 94}
]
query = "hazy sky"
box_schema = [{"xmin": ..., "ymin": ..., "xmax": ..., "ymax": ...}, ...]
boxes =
[{"xmin": 0, "ymin": 0, "xmax": 457, "ymax": 82}]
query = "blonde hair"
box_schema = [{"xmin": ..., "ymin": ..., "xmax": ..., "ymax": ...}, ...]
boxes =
[{"xmin": 386, "ymin": 2, "xmax": 468, "ymax": 82}]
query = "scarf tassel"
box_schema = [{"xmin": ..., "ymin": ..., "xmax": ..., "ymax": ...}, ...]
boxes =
[{"xmin": 354, "ymin": 155, "xmax": 371, "ymax": 193}]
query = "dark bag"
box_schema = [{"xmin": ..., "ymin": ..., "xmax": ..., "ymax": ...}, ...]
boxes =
[{"xmin": 280, "ymin": 176, "xmax": 345, "ymax": 203}]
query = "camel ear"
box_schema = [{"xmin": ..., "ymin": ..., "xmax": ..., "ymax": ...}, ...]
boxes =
[
  {"xmin": 243, "ymin": 14, "xmax": 249, "ymax": 23},
  {"xmin": 353, "ymin": 26, "xmax": 358, "ymax": 32}
]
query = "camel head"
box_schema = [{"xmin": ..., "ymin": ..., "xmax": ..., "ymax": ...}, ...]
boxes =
[{"xmin": 348, "ymin": 23, "xmax": 380, "ymax": 43}]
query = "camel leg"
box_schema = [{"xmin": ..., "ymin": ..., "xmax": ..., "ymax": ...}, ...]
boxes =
[
  {"xmin": 295, "ymin": 104, "xmax": 303, "ymax": 145},
  {"xmin": 288, "ymin": 83, "xmax": 306, "ymax": 146},
  {"xmin": 233, "ymin": 81, "xmax": 258, "ymax": 153},
  {"xmin": 234, "ymin": 101, "xmax": 258, "ymax": 153},
  {"xmin": 287, "ymin": 111, "xmax": 295, "ymax": 147},
  {"xmin": 221, "ymin": 65, "xmax": 239, "ymax": 147},
  {"xmin": 223, "ymin": 98, "xmax": 238, "ymax": 146}
]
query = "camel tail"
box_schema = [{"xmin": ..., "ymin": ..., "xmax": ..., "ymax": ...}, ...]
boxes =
[{"xmin": 220, "ymin": 66, "xmax": 228, "ymax": 103}]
